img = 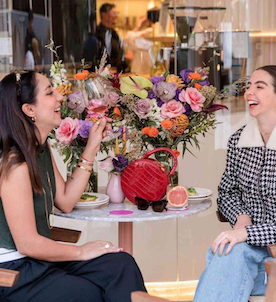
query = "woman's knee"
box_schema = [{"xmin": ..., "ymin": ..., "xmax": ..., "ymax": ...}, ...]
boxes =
[
  {"xmin": 109, "ymin": 252, "xmax": 137, "ymax": 268},
  {"xmin": 106, "ymin": 252, "xmax": 142, "ymax": 275}
]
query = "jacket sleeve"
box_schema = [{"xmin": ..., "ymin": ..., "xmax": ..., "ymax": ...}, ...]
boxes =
[
  {"xmin": 246, "ymin": 223, "xmax": 276, "ymax": 246},
  {"xmin": 217, "ymin": 132, "xmax": 251, "ymax": 227}
]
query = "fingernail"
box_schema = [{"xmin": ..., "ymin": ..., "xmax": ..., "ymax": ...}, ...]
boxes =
[{"xmin": 218, "ymin": 253, "xmax": 222, "ymax": 257}]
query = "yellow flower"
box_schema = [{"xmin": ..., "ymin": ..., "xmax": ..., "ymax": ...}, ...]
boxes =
[
  {"xmin": 56, "ymin": 83, "xmax": 73, "ymax": 96},
  {"xmin": 166, "ymin": 74, "xmax": 185, "ymax": 89}
]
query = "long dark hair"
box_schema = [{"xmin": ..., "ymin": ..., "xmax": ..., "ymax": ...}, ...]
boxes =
[
  {"xmin": 0, "ymin": 71, "xmax": 43, "ymax": 193},
  {"xmin": 257, "ymin": 65, "xmax": 276, "ymax": 93}
]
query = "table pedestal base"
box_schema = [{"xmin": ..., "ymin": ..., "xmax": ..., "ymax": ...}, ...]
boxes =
[{"xmin": 119, "ymin": 222, "xmax": 133, "ymax": 255}]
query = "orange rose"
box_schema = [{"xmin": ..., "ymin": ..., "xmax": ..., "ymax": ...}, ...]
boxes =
[
  {"xmin": 194, "ymin": 83, "xmax": 203, "ymax": 90},
  {"xmin": 113, "ymin": 106, "xmax": 121, "ymax": 119},
  {"xmin": 161, "ymin": 120, "xmax": 173, "ymax": 130},
  {"xmin": 148, "ymin": 127, "xmax": 159, "ymax": 137},
  {"xmin": 141, "ymin": 126, "xmax": 151, "ymax": 135},
  {"xmin": 172, "ymin": 149, "xmax": 180, "ymax": 157},
  {"xmin": 74, "ymin": 72, "xmax": 88, "ymax": 80},
  {"xmin": 189, "ymin": 73, "xmax": 202, "ymax": 81},
  {"xmin": 82, "ymin": 70, "xmax": 89, "ymax": 75}
]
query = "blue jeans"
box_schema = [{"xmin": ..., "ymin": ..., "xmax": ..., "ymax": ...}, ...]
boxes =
[{"xmin": 193, "ymin": 243, "xmax": 274, "ymax": 302}]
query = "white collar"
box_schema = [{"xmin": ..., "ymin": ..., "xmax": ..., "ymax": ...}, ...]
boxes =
[{"xmin": 237, "ymin": 119, "xmax": 276, "ymax": 150}]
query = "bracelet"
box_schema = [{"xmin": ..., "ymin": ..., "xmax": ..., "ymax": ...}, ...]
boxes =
[
  {"xmin": 77, "ymin": 164, "xmax": 92, "ymax": 173},
  {"xmin": 79, "ymin": 158, "xmax": 93, "ymax": 166},
  {"xmin": 80, "ymin": 155, "xmax": 94, "ymax": 164}
]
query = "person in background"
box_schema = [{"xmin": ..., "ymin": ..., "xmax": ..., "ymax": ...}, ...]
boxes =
[
  {"xmin": 96, "ymin": 3, "xmax": 127, "ymax": 72},
  {"xmin": 193, "ymin": 65, "xmax": 276, "ymax": 302},
  {"xmin": 25, "ymin": 10, "xmax": 35, "ymax": 54},
  {"xmin": 25, "ymin": 10, "xmax": 41, "ymax": 71},
  {"xmin": 82, "ymin": 12, "xmax": 99, "ymax": 72},
  {"xmin": 25, "ymin": 37, "xmax": 41, "ymax": 70},
  {"xmin": 0, "ymin": 71, "xmax": 146, "ymax": 301}
]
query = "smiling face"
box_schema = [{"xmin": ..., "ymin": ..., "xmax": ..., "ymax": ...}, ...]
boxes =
[
  {"xmin": 32, "ymin": 73, "xmax": 63, "ymax": 136},
  {"xmin": 244, "ymin": 69, "xmax": 276, "ymax": 121}
]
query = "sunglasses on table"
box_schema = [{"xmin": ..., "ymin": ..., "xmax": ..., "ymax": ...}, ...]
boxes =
[{"xmin": 135, "ymin": 197, "xmax": 168, "ymax": 212}]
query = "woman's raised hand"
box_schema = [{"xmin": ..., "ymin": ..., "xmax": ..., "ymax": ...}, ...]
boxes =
[
  {"xmin": 79, "ymin": 241, "xmax": 123, "ymax": 260},
  {"xmin": 86, "ymin": 117, "xmax": 112, "ymax": 156}
]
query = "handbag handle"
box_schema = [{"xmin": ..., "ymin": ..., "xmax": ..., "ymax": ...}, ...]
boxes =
[{"xmin": 143, "ymin": 147, "xmax": 178, "ymax": 177}]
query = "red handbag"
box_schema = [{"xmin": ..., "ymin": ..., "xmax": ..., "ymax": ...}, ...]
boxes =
[{"xmin": 121, "ymin": 147, "xmax": 178, "ymax": 203}]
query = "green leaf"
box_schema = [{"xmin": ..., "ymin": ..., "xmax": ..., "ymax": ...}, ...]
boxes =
[
  {"xmin": 63, "ymin": 147, "xmax": 72, "ymax": 163},
  {"xmin": 163, "ymin": 70, "xmax": 169, "ymax": 79},
  {"xmin": 148, "ymin": 120, "xmax": 157, "ymax": 126},
  {"xmin": 120, "ymin": 76, "xmax": 153, "ymax": 98}
]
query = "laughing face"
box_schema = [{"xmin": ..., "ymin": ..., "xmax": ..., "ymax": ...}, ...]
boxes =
[
  {"xmin": 244, "ymin": 69, "xmax": 276, "ymax": 120},
  {"xmin": 33, "ymin": 73, "xmax": 63, "ymax": 133}
]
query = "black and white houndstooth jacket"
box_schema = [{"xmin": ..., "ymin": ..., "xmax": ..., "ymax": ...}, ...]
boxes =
[{"xmin": 217, "ymin": 119, "xmax": 276, "ymax": 246}]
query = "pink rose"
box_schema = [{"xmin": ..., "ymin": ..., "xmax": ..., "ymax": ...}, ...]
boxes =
[
  {"xmin": 55, "ymin": 117, "xmax": 80, "ymax": 146},
  {"xmin": 160, "ymin": 100, "xmax": 185, "ymax": 119},
  {"xmin": 99, "ymin": 157, "xmax": 114, "ymax": 172},
  {"xmin": 135, "ymin": 98, "xmax": 153, "ymax": 119},
  {"xmin": 104, "ymin": 92, "xmax": 120, "ymax": 107},
  {"xmin": 178, "ymin": 90, "xmax": 186, "ymax": 102},
  {"xmin": 184, "ymin": 87, "xmax": 206, "ymax": 112},
  {"xmin": 86, "ymin": 98, "xmax": 105, "ymax": 118}
]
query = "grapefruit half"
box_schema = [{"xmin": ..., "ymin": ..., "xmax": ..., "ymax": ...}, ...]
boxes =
[{"xmin": 167, "ymin": 186, "xmax": 188, "ymax": 208}]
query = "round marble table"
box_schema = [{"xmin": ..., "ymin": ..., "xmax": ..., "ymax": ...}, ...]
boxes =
[{"xmin": 55, "ymin": 198, "xmax": 212, "ymax": 255}]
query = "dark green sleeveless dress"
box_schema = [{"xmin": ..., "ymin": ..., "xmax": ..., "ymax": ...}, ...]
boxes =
[{"xmin": 0, "ymin": 144, "xmax": 56, "ymax": 250}]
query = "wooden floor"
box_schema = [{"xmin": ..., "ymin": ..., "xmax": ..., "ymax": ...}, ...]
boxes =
[{"xmin": 146, "ymin": 280, "xmax": 197, "ymax": 301}]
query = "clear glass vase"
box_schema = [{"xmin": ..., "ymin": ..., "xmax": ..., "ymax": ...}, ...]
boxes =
[{"xmin": 154, "ymin": 149, "xmax": 178, "ymax": 186}]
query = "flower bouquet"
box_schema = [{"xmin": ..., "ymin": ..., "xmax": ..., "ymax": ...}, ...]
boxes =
[{"xmin": 46, "ymin": 39, "xmax": 227, "ymax": 191}]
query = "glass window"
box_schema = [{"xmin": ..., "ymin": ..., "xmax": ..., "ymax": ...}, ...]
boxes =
[
  {"xmin": 32, "ymin": 0, "xmax": 45, "ymax": 16},
  {"xmin": 13, "ymin": 0, "xmax": 29, "ymax": 11}
]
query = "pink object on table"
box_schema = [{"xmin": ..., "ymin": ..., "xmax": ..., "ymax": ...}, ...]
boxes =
[
  {"xmin": 109, "ymin": 210, "xmax": 133, "ymax": 215},
  {"xmin": 106, "ymin": 172, "xmax": 125, "ymax": 203}
]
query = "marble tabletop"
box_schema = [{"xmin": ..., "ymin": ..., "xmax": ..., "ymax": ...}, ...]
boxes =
[{"xmin": 55, "ymin": 198, "xmax": 212, "ymax": 223}]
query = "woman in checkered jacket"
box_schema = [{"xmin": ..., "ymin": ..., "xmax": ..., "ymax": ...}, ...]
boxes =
[{"xmin": 194, "ymin": 65, "xmax": 276, "ymax": 302}]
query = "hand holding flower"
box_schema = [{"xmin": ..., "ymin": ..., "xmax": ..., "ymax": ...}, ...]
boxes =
[{"xmin": 86, "ymin": 117, "xmax": 108, "ymax": 157}]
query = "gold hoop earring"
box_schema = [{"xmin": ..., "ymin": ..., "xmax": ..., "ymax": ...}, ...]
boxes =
[{"xmin": 32, "ymin": 116, "xmax": 36, "ymax": 122}]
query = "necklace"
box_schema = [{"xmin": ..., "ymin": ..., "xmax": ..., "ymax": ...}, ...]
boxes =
[{"xmin": 42, "ymin": 171, "xmax": 54, "ymax": 229}]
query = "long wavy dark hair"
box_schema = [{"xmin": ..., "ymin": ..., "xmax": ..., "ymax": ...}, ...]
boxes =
[
  {"xmin": 257, "ymin": 65, "xmax": 276, "ymax": 93},
  {"xmin": 0, "ymin": 71, "xmax": 43, "ymax": 193}
]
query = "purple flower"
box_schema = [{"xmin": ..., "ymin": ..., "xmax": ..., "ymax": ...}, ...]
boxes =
[
  {"xmin": 147, "ymin": 89, "xmax": 156, "ymax": 99},
  {"xmin": 67, "ymin": 91, "xmax": 89, "ymax": 114},
  {"xmin": 150, "ymin": 76, "xmax": 165, "ymax": 85},
  {"xmin": 157, "ymin": 99, "xmax": 164, "ymax": 107},
  {"xmin": 112, "ymin": 154, "xmax": 128, "ymax": 172},
  {"xmin": 153, "ymin": 82, "xmax": 177, "ymax": 102},
  {"xmin": 118, "ymin": 125, "xmax": 129, "ymax": 139},
  {"xmin": 79, "ymin": 120, "xmax": 94, "ymax": 138},
  {"xmin": 198, "ymin": 77, "xmax": 210, "ymax": 86},
  {"xmin": 104, "ymin": 92, "xmax": 120, "ymax": 106},
  {"xmin": 180, "ymin": 69, "xmax": 193, "ymax": 85},
  {"xmin": 135, "ymin": 98, "xmax": 153, "ymax": 119},
  {"xmin": 184, "ymin": 104, "xmax": 192, "ymax": 115},
  {"xmin": 175, "ymin": 89, "xmax": 182, "ymax": 101}
]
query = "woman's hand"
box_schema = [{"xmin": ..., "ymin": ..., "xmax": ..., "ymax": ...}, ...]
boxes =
[
  {"xmin": 79, "ymin": 241, "xmax": 123, "ymax": 261},
  {"xmin": 85, "ymin": 117, "xmax": 112, "ymax": 158},
  {"xmin": 212, "ymin": 228, "xmax": 248, "ymax": 256}
]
